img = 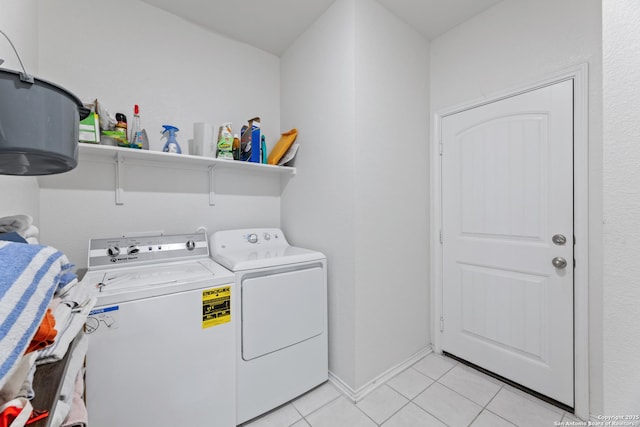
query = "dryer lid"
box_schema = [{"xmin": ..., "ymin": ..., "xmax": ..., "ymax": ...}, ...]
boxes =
[
  {"xmin": 210, "ymin": 228, "xmax": 325, "ymax": 271},
  {"xmin": 213, "ymin": 245, "xmax": 324, "ymax": 271}
]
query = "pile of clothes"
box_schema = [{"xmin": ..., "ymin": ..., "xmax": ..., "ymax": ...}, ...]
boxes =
[
  {"xmin": 0, "ymin": 215, "xmax": 40, "ymax": 244},
  {"xmin": 0, "ymin": 215, "xmax": 96, "ymax": 427}
]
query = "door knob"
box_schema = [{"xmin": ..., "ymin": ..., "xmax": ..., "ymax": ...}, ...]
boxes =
[
  {"xmin": 552, "ymin": 257, "xmax": 567, "ymax": 269},
  {"xmin": 552, "ymin": 234, "xmax": 567, "ymax": 245}
]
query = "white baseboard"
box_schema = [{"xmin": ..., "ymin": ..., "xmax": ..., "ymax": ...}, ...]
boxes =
[{"xmin": 328, "ymin": 345, "xmax": 433, "ymax": 402}]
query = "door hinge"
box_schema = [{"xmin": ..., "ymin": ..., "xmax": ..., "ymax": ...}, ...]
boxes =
[
  {"xmin": 439, "ymin": 229, "xmax": 443, "ymax": 244},
  {"xmin": 440, "ymin": 316, "xmax": 444, "ymax": 332}
]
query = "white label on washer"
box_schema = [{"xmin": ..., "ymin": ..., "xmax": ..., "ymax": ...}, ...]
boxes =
[{"xmin": 85, "ymin": 305, "xmax": 120, "ymax": 333}]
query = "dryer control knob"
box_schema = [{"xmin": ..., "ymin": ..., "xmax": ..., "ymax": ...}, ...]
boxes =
[
  {"xmin": 247, "ymin": 233, "xmax": 258, "ymax": 244},
  {"xmin": 264, "ymin": 233, "xmax": 271, "ymax": 241},
  {"xmin": 107, "ymin": 246, "xmax": 120, "ymax": 257},
  {"xmin": 127, "ymin": 245, "xmax": 140, "ymax": 255},
  {"xmin": 186, "ymin": 240, "xmax": 196, "ymax": 251}
]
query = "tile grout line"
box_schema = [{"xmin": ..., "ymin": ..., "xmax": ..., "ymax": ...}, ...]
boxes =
[
  {"xmin": 302, "ymin": 354, "xmax": 566, "ymax": 427},
  {"xmin": 359, "ymin": 404, "xmax": 383, "ymax": 426},
  {"xmin": 408, "ymin": 380, "xmax": 453, "ymax": 427},
  {"xmin": 482, "ymin": 385, "xmax": 538, "ymax": 427},
  {"xmin": 386, "ymin": 356, "xmax": 461, "ymax": 427},
  {"xmin": 413, "ymin": 355, "xmax": 459, "ymax": 382},
  {"xmin": 484, "ymin": 407, "xmax": 520, "ymax": 427},
  {"xmin": 301, "ymin": 354, "xmax": 563, "ymax": 427},
  {"xmin": 382, "ymin": 374, "xmax": 443, "ymax": 426},
  {"xmin": 356, "ymin": 384, "xmax": 411, "ymax": 426},
  {"xmin": 465, "ymin": 384, "xmax": 506, "ymax": 427},
  {"xmin": 435, "ymin": 358, "xmax": 567, "ymax": 427},
  {"xmin": 434, "ymin": 378, "xmax": 488, "ymax": 409},
  {"xmin": 430, "ymin": 380, "xmax": 481, "ymax": 426},
  {"xmin": 289, "ymin": 402, "xmax": 305, "ymax": 427},
  {"xmin": 375, "ymin": 399, "xmax": 413, "ymax": 426},
  {"xmin": 300, "ymin": 393, "xmax": 343, "ymax": 426},
  {"xmin": 501, "ymin": 383, "xmax": 568, "ymax": 417},
  {"xmin": 421, "ymin": 362, "xmax": 508, "ymax": 427},
  {"xmin": 483, "ymin": 384, "xmax": 504, "ymax": 409}
]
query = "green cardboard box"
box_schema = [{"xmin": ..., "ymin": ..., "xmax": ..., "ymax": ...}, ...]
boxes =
[{"xmin": 79, "ymin": 112, "xmax": 100, "ymax": 143}]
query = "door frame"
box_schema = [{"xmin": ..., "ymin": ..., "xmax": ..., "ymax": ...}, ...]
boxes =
[{"xmin": 430, "ymin": 64, "xmax": 589, "ymax": 419}]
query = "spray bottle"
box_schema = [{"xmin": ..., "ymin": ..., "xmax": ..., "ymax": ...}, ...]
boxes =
[
  {"xmin": 162, "ymin": 125, "xmax": 182, "ymax": 154},
  {"xmin": 130, "ymin": 104, "xmax": 148, "ymax": 149}
]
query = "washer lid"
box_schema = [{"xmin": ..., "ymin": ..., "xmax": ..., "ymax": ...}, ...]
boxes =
[
  {"xmin": 97, "ymin": 261, "xmax": 213, "ymax": 293},
  {"xmin": 213, "ymin": 245, "xmax": 325, "ymax": 271},
  {"xmin": 84, "ymin": 258, "xmax": 232, "ymax": 296},
  {"xmin": 81, "ymin": 258, "xmax": 234, "ymax": 307}
]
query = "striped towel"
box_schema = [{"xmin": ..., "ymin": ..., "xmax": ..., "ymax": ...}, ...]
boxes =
[
  {"xmin": 36, "ymin": 287, "xmax": 96, "ymax": 365},
  {"xmin": 56, "ymin": 273, "xmax": 78, "ymax": 297},
  {"xmin": 0, "ymin": 241, "xmax": 73, "ymax": 389}
]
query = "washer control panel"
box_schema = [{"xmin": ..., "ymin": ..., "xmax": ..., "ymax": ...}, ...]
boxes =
[{"xmin": 88, "ymin": 232, "xmax": 209, "ymax": 269}]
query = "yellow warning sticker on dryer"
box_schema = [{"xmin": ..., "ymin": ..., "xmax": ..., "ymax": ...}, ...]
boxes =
[{"xmin": 202, "ymin": 286, "xmax": 231, "ymax": 329}]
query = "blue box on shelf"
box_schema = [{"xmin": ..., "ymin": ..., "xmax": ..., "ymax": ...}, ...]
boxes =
[{"xmin": 241, "ymin": 117, "xmax": 261, "ymax": 163}]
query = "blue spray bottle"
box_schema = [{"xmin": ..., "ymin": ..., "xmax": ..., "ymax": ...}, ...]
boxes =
[{"xmin": 162, "ymin": 125, "xmax": 182, "ymax": 154}]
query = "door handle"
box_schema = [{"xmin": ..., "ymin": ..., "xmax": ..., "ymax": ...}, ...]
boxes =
[
  {"xmin": 552, "ymin": 257, "xmax": 567, "ymax": 269},
  {"xmin": 552, "ymin": 234, "xmax": 567, "ymax": 245}
]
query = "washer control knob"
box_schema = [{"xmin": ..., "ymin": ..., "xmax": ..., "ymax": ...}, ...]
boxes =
[
  {"xmin": 127, "ymin": 245, "xmax": 140, "ymax": 255},
  {"xmin": 264, "ymin": 233, "xmax": 271, "ymax": 241},
  {"xmin": 107, "ymin": 246, "xmax": 120, "ymax": 257},
  {"xmin": 186, "ymin": 240, "xmax": 196, "ymax": 251},
  {"xmin": 247, "ymin": 233, "xmax": 258, "ymax": 244}
]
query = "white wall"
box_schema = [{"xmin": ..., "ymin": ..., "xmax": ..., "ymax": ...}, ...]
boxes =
[
  {"xmin": 34, "ymin": 0, "xmax": 282, "ymax": 266},
  {"xmin": 281, "ymin": 0, "xmax": 430, "ymax": 392},
  {"xmin": 429, "ymin": 0, "xmax": 603, "ymax": 413},
  {"xmin": 281, "ymin": 0, "xmax": 358, "ymax": 388},
  {"xmin": 0, "ymin": 0, "xmax": 40, "ymax": 221},
  {"xmin": 602, "ymin": 0, "xmax": 640, "ymax": 414},
  {"xmin": 353, "ymin": 0, "xmax": 430, "ymax": 388},
  {"xmin": 0, "ymin": 0, "xmax": 37, "ymax": 71},
  {"xmin": 37, "ymin": 0, "xmax": 280, "ymax": 153}
]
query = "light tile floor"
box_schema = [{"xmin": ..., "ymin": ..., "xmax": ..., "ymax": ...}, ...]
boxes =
[{"xmin": 242, "ymin": 353, "xmax": 581, "ymax": 427}]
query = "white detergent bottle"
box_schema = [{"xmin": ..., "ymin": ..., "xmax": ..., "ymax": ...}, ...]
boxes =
[{"xmin": 162, "ymin": 125, "xmax": 182, "ymax": 154}]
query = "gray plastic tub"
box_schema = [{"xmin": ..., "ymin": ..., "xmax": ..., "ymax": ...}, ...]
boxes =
[{"xmin": 0, "ymin": 68, "xmax": 89, "ymax": 175}]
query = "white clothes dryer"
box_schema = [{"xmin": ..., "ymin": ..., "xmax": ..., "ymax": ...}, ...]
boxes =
[{"xmin": 210, "ymin": 228, "xmax": 328, "ymax": 424}]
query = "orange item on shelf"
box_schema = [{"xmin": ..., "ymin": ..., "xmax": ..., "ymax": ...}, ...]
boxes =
[{"xmin": 267, "ymin": 128, "xmax": 297, "ymax": 165}]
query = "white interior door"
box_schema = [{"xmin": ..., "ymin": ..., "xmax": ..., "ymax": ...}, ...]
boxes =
[{"xmin": 441, "ymin": 80, "xmax": 574, "ymax": 406}]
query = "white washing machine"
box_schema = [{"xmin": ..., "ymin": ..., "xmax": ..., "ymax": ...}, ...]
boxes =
[
  {"xmin": 82, "ymin": 232, "xmax": 236, "ymax": 427},
  {"xmin": 210, "ymin": 228, "xmax": 328, "ymax": 424}
]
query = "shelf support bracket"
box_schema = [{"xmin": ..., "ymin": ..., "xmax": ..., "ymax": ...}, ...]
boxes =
[
  {"xmin": 208, "ymin": 165, "xmax": 217, "ymax": 206},
  {"xmin": 115, "ymin": 152, "xmax": 125, "ymax": 205}
]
